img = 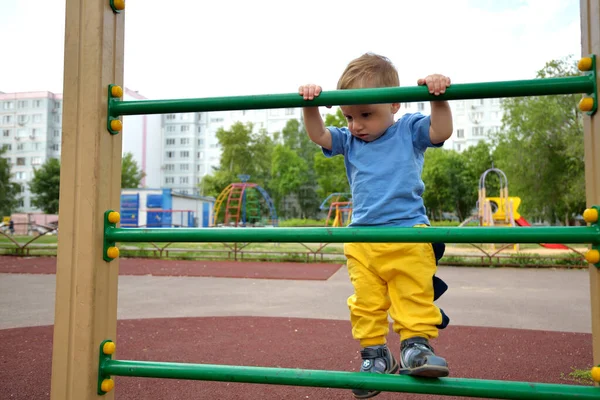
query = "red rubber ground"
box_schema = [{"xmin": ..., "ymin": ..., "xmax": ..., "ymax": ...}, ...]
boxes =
[
  {"xmin": 0, "ymin": 318, "xmax": 593, "ymax": 399},
  {"xmin": 0, "ymin": 256, "xmax": 341, "ymax": 280}
]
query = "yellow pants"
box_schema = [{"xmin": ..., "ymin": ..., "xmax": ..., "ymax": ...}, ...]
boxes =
[{"xmin": 344, "ymin": 241, "xmax": 442, "ymax": 347}]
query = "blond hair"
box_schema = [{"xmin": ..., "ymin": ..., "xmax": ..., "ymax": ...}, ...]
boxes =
[{"xmin": 337, "ymin": 53, "xmax": 399, "ymax": 90}]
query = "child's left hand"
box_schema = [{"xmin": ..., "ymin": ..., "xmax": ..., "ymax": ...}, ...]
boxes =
[{"xmin": 417, "ymin": 74, "xmax": 451, "ymax": 96}]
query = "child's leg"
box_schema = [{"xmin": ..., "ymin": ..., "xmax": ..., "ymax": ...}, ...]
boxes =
[
  {"xmin": 344, "ymin": 242, "xmax": 391, "ymax": 347},
  {"xmin": 373, "ymin": 242, "xmax": 449, "ymax": 377},
  {"xmin": 374, "ymin": 242, "xmax": 442, "ymax": 341},
  {"xmin": 345, "ymin": 242, "xmax": 399, "ymax": 398}
]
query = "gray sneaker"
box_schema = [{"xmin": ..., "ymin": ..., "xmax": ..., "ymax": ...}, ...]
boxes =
[
  {"xmin": 352, "ymin": 345, "xmax": 399, "ymax": 399},
  {"xmin": 400, "ymin": 337, "xmax": 449, "ymax": 377}
]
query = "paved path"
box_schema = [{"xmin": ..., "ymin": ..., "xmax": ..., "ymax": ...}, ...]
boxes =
[{"xmin": 0, "ymin": 266, "xmax": 592, "ymax": 332}]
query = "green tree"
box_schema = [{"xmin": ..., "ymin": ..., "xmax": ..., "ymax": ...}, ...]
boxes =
[
  {"xmin": 30, "ymin": 158, "xmax": 61, "ymax": 214},
  {"xmin": 422, "ymin": 148, "xmax": 478, "ymax": 222},
  {"xmin": 461, "ymin": 141, "xmax": 499, "ymax": 214},
  {"xmin": 270, "ymin": 144, "xmax": 308, "ymax": 216},
  {"xmin": 0, "ymin": 146, "xmax": 22, "ymax": 216},
  {"xmin": 314, "ymin": 109, "xmax": 350, "ymax": 199},
  {"xmin": 492, "ymin": 56, "xmax": 585, "ymax": 224},
  {"xmin": 121, "ymin": 152, "xmax": 146, "ymax": 188},
  {"xmin": 272, "ymin": 119, "xmax": 321, "ymax": 218},
  {"xmin": 200, "ymin": 122, "xmax": 274, "ymax": 198}
]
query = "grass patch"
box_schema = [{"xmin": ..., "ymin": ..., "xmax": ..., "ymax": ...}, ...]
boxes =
[{"xmin": 560, "ymin": 367, "xmax": 594, "ymax": 385}]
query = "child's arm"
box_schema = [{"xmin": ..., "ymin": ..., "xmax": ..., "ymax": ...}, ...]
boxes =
[
  {"xmin": 417, "ymin": 75, "xmax": 454, "ymax": 145},
  {"xmin": 299, "ymin": 84, "xmax": 332, "ymax": 150}
]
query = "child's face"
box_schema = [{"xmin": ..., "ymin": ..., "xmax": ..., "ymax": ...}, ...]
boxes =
[{"xmin": 340, "ymin": 103, "xmax": 400, "ymax": 142}]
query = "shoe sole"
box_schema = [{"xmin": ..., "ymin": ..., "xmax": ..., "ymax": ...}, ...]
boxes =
[
  {"xmin": 352, "ymin": 358, "xmax": 400, "ymax": 399},
  {"xmin": 399, "ymin": 365, "xmax": 449, "ymax": 378}
]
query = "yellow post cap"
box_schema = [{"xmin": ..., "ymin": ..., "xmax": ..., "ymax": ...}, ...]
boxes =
[
  {"xmin": 110, "ymin": 119, "xmax": 123, "ymax": 131},
  {"xmin": 113, "ymin": 0, "xmax": 125, "ymax": 11},
  {"xmin": 108, "ymin": 211, "xmax": 121, "ymax": 224},
  {"xmin": 585, "ymin": 249, "xmax": 600, "ymax": 264},
  {"xmin": 103, "ymin": 341, "xmax": 116, "ymax": 355},
  {"xmin": 591, "ymin": 366, "xmax": 600, "ymax": 382},
  {"xmin": 110, "ymin": 85, "xmax": 123, "ymax": 98},
  {"xmin": 583, "ymin": 208, "xmax": 599, "ymax": 223},
  {"xmin": 101, "ymin": 378, "xmax": 115, "ymax": 392},
  {"xmin": 107, "ymin": 246, "xmax": 120, "ymax": 259},
  {"xmin": 578, "ymin": 57, "xmax": 593, "ymax": 71},
  {"xmin": 579, "ymin": 97, "xmax": 595, "ymax": 112}
]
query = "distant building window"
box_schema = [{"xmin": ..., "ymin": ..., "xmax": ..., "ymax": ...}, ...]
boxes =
[
  {"xmin": 33, "ymin": 100, "xmax": 42, "ymax": 108},
  {"xmin": 472, "ymin": 127, "xmax": 484, "ymax": 136},
  {"xmin": 180, "ymin": 164, "xmax": 189, "ymax": 171},
  {"xmin": 166, "ymin": 138, "xmax": 175, "ymax": 145},
  {"xmin": 164, "ymin": 164, "xmax": 174, "ymax": 171},
  {"xmin": 2, "ymin": 115, "xmax": 12, "ymax": 124},
  {"xmin": 33, "ymin": 114, "xmax": 42, "ymax": 123},
  {"xmin": 16, "ymin": 157, "xmax": 26, "ymax": 166},
  {"xmin": 180, "ymin": 138, "xmax": 190, "ymax": 145},
  {"xmin": 165, "ymin": 177, "xmax": 174, "ymax": 184},
  {"xmin": 18, "ymin": 100, "xmax": 28, "ymax": 108},
  {"xmin": 181, "ymin": 125, "xmax": 189, "ymax": 132},
  {"xmin": 210, "ymin": 118, "xmax": 224, "ymax": 123},
  {"xmin": 456, "ymin": 129, "xmax": 464, "ymax": 138},
  {"xmin": 417, "ymin": 103, "xmax": 425, "ymax": 111},
  {"xmin": 3, "ymin": 102, "xmax": 14, "ymax": 110},
  {"xmin": 2, "ymin": 129, "xmax": 10, "ymax": 137},
  {"xmin": 31, "ymin": 157, "xmax": 42, "ymax": 165},
  {"xmin": 180, "ymin": 151, "xmax": 189, "ymax": 158},
  {"xmin": 180, "ymin": 177, "xmax": 189, "ymax": 184},
  {"xmin": 166, "ymin": 151, "xmax": 174, "ymax": 158},
  {"xmin": 167, "ymin": 126, "xmax": 176, "ymax": 132},
  {"xmin": 166, "ymin": 114, "xmax": 176, "ymax": 120}
]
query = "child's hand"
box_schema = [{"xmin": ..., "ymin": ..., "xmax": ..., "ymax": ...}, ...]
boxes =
[
  {"xmin": 299, "ymin": 84, "xmax": 322, "ymax": 100},
  {"xmin": 417, "ymin": 74, "xmax": 451, "ymax": 96}
]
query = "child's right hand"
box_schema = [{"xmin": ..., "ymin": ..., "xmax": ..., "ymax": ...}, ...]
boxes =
[{"xmin": 298, "ymin": 84, "xmax": 322, "ymax": 101}]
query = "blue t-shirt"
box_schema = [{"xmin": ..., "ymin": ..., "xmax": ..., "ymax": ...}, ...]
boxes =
[{"xmin": 323, "ymin": 113, "xmax": 442, "ymax": 227}]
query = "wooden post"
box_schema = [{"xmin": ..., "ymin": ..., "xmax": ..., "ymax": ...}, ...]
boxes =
[
  {"xmin": 50, "ymin": 1, "xmax": 124, "ymax": 399},
  {"xmin": 581, "ymin": 0, "xmax": 600, "ymax": 369}
]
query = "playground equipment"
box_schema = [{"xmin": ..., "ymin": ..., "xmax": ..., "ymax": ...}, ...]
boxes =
[
  {"xmin": 211, "ymin": 175, "xmax": 278, "ymax": 227},
  {"xmin": 319, "ymin": 193, "xmax": 352, "ymax": 227},
  {"xmin": 51, "ymin": 1, "xmax": 600, "ymax": 398},
  {"xmin": 477, "ymin": 167, "xmax": 569, "ymax": 250}
]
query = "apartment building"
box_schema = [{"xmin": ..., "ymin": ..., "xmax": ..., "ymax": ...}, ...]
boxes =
[
  {"xmin": 0, "ymin": 91, "xmax": 63, "ymax": 211},
  {"xmin": 402, "ymin": 98, "xmax": 504, "ymax": 152}
]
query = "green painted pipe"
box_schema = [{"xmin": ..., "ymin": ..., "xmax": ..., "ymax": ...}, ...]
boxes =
[
  {"xmin": 105, "ymin": 226, "xmax": 600, "ymax": 244},
  {"xmin": 100, "ymin": 359, "xmax": 599, "ymax": 400},
  {"xmin": 109, "ymin": 76, "xmax": 593, "ymax": 116}
]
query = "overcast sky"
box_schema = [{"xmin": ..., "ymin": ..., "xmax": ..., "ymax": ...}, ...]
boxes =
[{"xmin": 0, "ymin": 0, "xmax": 581, "ymax": 100}]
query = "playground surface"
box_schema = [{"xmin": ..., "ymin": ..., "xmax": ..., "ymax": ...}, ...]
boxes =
[{"xmin": 0, "ymin": 256, "xmax": 595, "ymax": 399}]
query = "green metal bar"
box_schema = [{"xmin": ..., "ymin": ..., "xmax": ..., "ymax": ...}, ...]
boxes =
[
  {"xmin": 105, "ymin": 226, "xmax": 600, "ymax": 244},
  {"xmin": 100, "ymin": 359, "xmax": 599, "ymax": 400},
  {"xmin": 108, "ymin": 76, "xmax": 594, "ymax": 117}
]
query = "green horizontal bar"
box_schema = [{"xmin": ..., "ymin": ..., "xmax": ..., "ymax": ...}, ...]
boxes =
[
  {"xmin": 109, "ymin": 76, "xmax": 594, "ymax": 117},
  {"xmin": 101, "ymin": 359, "xmax": 599, "ymax": 400},
  {"xmin": 105, "ymin": 226, "xmax": 600, "ymax": 244}
]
